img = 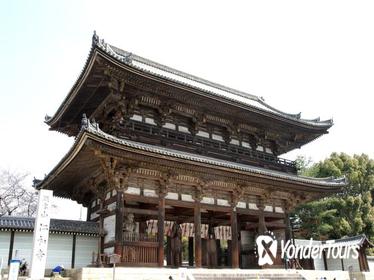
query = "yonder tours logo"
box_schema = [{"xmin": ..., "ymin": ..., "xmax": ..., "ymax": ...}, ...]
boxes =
[{"xmin": 255, "ymin": 232, "xmax": 360, "ymax": 266}]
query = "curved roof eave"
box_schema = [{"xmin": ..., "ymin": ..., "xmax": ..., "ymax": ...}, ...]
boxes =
[
  {"xmin": 37, "ymin": 118, "xmax": 345, "ymax": 193},
  {"xmin": 45, "ymin": 32, "xmax": 333, "ymax": 131}
]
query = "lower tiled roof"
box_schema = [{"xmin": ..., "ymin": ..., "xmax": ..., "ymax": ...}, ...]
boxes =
[{"xmin": 0, "ymin": 216, "xmax": 98, "ymax": 236}]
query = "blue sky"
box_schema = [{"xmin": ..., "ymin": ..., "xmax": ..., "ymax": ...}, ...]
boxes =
[{"xmin": 1, "ymin": 1, "xmax": 374, "ymax": 205}]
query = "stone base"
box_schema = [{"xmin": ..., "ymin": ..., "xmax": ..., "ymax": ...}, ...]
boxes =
[{"xmin": 73, "ymin": 267, "xmax": 374, "ymax": 280}]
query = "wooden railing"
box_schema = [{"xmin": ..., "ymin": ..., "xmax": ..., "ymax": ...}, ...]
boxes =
[
  {"xmin": 123, "ymin": 232, "xmax": 157, "ymax": 242},
  {"xmin": 118, "ymin": 120, "xmax": 297, "ymax": 174},
  {"xmin": 122, "ymin": 232, "xmax": 158, "ymax": 266}
]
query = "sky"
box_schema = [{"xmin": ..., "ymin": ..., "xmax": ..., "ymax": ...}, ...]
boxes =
[{"xmin": 1, "ymin": 1, "xmax": 374, "ymax": 219}]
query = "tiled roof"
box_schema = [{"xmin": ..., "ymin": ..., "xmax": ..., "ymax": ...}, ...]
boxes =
[
  {"xmin": 46, "ymin": 32, "xmax": 333, "ymax": 129},
  {"xmin": 81, "ymin": 118, "xmax": 345, "ymax": 188},
  {"xmin": 0, "ymin": 216, "xmax": 98, "ymax": 236},
  {"xmin": 296, "ymin": 235, "xmax": 374, "ymax": 248},
  {"xmin": 325, "ymin": 234, "xmax": 374, "ymax": 248},
  {"xmin": 93, "ymin": 32, "xmax": 332, "ymax": 128}
]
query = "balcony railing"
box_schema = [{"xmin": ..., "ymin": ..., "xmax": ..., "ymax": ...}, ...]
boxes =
[{"xmin": 117, "ymin": 120, "xmax": 297, "ymax": 174}]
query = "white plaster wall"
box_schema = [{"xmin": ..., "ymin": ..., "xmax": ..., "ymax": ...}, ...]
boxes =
[
  {"xmin": 103, "ymin": 215, "xmax": 115, "ymax": 243},
  {"xmin": 313, "ymin": 255, "xmax": 326, "ymax": 270},
  {"xmin": 12, "ymin": 232, "xmax": 33, "ymax": 263},
  {"xmin": 45, "ymin": 234, "xmax": 73, "ymax": 269},
  {"xmin": 0, "ymin": 232, "xmax": 10, "ymax": 265},
  {"xmin": 368, "ymin": 257, "xmax": 374, "ymax": 272},
  {"xmin": 75, "ymin": 236, "xmax": 98, "ymax": 268},
  {"xmin": 326, "ymin": 255, "xmax": 343, "ymax": 271},
  {"xmin": 342, "ymin": 255, "xmax": 360, "ymax": 272}
]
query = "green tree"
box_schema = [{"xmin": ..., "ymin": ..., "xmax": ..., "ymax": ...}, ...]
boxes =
[{"xmin": 293, "ymin": 153, "xmax": 374, "ymax": 253}]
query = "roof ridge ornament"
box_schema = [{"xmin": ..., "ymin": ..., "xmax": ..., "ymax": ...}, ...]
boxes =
[
  {"xmin": 92, "ymin": 31, "xmax": 132, "ymax": 64},
  {"xmin": 81, "ymin": 113, "xmax": 89, "ymax": 129},
  {"xmin": 92, "ymin": 30, "xmax": 99, "ymax": 46},
  {"xmin": 81, "ymin": 114, "xmax": 101, "ymax": 132}
]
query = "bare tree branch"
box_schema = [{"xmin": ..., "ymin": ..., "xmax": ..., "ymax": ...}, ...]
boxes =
[{"xmin": 0, "ymin": 169, "xmax": 37, "ymax": 217}]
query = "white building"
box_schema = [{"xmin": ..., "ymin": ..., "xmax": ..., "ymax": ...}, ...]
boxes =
[
  {"xmin": 295, "ymin": 235, "xmax": 373, "ymax": 272},
  {"xmin": 0, "ymin": 216, "xmax": 98, "ymax": 269}
]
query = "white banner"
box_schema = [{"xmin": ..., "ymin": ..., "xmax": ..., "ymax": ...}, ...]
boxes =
[{"xmin": 29, "ymin": 189, "xmax": 53, "ymax": 280}]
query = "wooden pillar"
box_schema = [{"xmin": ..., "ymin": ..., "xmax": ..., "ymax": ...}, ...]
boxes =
[
  {"xmin": 114, "ymin": 190, "xmax": 124, "ymax": 256},
  {"xmin": 216, "ymin": 239, "xmax": 222, "ymax": 266},
  {"xmin": 322, "ymin": 250, "xmax": 328, "ymax": 270},
  {"xmin": 194, "ymin": 199, "xmax": 202, "ymax": 268},
  {"xmin": 158, "ymin": 194, "xmax": 165, "ymax": 267},
  {"xmin": 7, "ymin": 231, "xmax": 15, "ymax": 265},
  {"xmin": 71, "ymin": 234, "xmax": 76, "ymax": 269},
  {"xmin": 166, "ymin": 236, "xmax": 172, "ymax": 266},
  {"xmin": 257, "ymin": 202, "xmax": 267, "ymax": 235},
  {"xmin": 97, "ymin": 199, "xmax": 105, "ymax": 267},
  {"xmin": 285, "ymin": 212, "xmax": 292, "ymax": 241},
  {"xmin": 231, "ymin": 207, "xmax": 239, "ymax": 268},
  {"xmin": 358, "ymin": 247, "xmax": 368, "ymax": 271},
  {"xmin": 86, "ymin": 203, "xmax": 92, "ymax": 221},
  {"xmin": 188, "ymin": 237, "xmax": 194, "ymax": 266},
  {"xmin": 362, "ymin": 249, "xmax": 369, "ymax": 271}
]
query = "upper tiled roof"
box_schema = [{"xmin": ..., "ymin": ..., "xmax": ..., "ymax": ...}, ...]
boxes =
[
  {"xmin": 45, "ymin": 32, "xmax": 333, "ymax": 130},
  {"xmin": 92, "ymin": 32, "xmax": 332, "ymax": 128},
  {"xmin": 0, "ymin": 216, "xmax": 98, "ymax": 236}
]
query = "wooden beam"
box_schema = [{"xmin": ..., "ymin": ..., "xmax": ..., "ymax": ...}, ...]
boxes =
[
  {"xmin": 245, "ymin": 221, "xmax": 286, "ymax": 230},
  {"xmin": 124, "ymin": 207, "xmax": 158, "ymax": 216}
]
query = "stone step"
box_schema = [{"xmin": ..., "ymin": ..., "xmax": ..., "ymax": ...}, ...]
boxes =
[
  {"xmin": 193, "ymin": 277, "xmax": 304, "ymax": 279},
  {"xmin": 192, "ymin": 272, "xmax": 305, "ymax": 280}
]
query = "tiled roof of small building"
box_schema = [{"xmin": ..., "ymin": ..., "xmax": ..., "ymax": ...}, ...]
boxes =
[
  {"xmin": 0, "ymin": 216, "xmax": 98, "ymax": 236},
  {"xmin": 324, "ymin": 234, "xmax": 374, "ymax": 248},
  {"xmin": 296, "ymin": 235, "xmax": 374, "ymax": 248}
]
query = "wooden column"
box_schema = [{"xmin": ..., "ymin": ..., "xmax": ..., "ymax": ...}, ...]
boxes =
[
  {"xmin": 7, "ymin": 231, "xmax": 15, "ymax": 265},
  {"xmin": 257, "ymin": 201, "xmax": 268, "ymax": 235},
  {"xmin": 231, "ymin": 207, "xmax": 239, "ymax": 268},
  {"xmin": 188, "ymin": 237, "xmax": 194, "ymax": 266},
  {"xmin": 358, "ymin": 247, "xmax": 369, "ymax": 271},
  {"xmin": 71, "ymin": 234, "xmax": 77, "ymax": 269},
  {"xmin": 97, "ymin": 199, "xmax": 105, "ymax": 267},
  {"xmin": 194, "ymin": 199, "xmax": 202, "ymax": 268},
  {"xmin": 322, "ymin": 250, "xmax": 328, "ymax": 270},
  {"xmin": 114, "ymin": 190, "xmax": 124, "ymax": 256},
  {"xmin": 158, "ymin": 194, "xmax": 165, "ymax": 267},
  {"xmin": 285, "ymin": 212, "xmax": 292, "ymax": 241}
]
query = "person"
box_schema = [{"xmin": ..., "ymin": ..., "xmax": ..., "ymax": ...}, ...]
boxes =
[{"xmin": 19, "ymin": 259, "xmax": 27, "ymax": 276}]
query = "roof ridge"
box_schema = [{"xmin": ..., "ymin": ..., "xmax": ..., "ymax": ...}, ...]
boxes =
[{"xmin": 109, "ymin": 44, "xmax": 261, "ymax": 102}]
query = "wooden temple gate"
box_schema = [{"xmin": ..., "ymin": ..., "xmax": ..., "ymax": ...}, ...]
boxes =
[
  {"xmin": 85, "ymin": 153, "xmax": 300, "ymax": 269},
  {"xmin": 37, "ymin": 32, "xmax": 344, "ymax": 269}
]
